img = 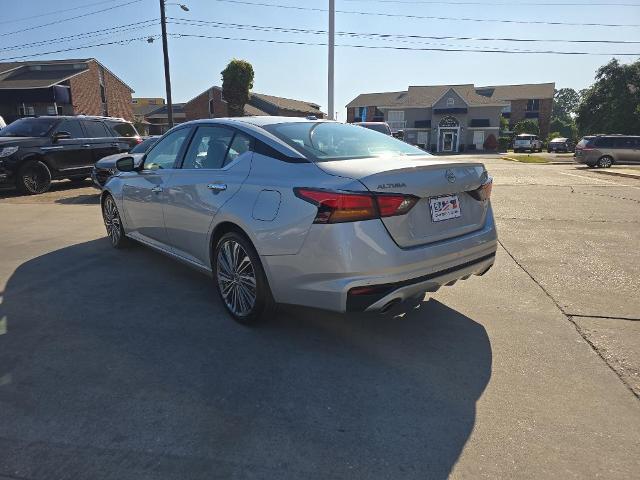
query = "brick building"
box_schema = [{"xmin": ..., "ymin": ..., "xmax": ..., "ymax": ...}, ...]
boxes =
[
  {"xmin": 0, "ymin": 58, "xmax": 134, "ymax": 124},
  {"xmin": 183, "ymin": 85, "xmax": 324, "ymax": 121},
  {"xmin": 346, "ymin": 82, "xmax": 554, "ymax": 152}
]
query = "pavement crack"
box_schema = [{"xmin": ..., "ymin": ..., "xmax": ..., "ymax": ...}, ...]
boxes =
[
  {"xmin": 564, "ymin": 314, "xmax": 640, "ymax": 322},
  {"xmin": 574, "ymin": 191, "xmax": 640, "ymax": 204},
  {"xmin": 498, "ymin": 239, "xmax": 640, "ymax": 401}
]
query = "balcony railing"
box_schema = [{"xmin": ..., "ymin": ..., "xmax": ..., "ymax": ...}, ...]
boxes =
[{"xmin": 387, "ymin": 120, "xmax": 406, "ymax": 132}]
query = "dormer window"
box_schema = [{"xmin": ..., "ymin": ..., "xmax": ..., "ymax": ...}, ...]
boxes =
[{"xmin": 446, "ymin": 97, "xmax": 455, "ymax": 107}]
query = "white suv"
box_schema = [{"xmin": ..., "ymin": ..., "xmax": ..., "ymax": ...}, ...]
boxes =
[{"xmin": 514, "ymin": 134, "xmax": 543, "ymax": 153}]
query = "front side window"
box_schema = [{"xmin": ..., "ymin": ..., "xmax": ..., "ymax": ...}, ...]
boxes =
[
  {"xmin": 144, "ymin": 128, "xmax": 190, "ymax": 170},
  {"xmin": 264, "ymin": 122, "xmax": 425, "ymax": 161},
  {"xmin": 182, "ymin": 126, "xmax": 235, "ymax": 170},
  {"xmin": 56, "ymin": 120, "xmax": 84, "ymax": 139}
]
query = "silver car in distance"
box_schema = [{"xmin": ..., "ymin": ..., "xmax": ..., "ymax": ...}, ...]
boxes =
[{"xmin": 101, "ymin": 117, "xmax": 497, "ymax": 324}]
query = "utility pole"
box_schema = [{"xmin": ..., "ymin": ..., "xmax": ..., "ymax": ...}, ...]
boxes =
[
  {"xmin": 159, "ymin": 0, "xmax": 174, "ymax": 128},
  {"xmin": 328, "ymin": 0, "xmax": 335, "ymax": 121}
]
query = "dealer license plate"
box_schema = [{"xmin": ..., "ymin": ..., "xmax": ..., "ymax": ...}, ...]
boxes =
[{"xmin": 429, "ymin": 195, "xmax": 461, "ymax": 222}]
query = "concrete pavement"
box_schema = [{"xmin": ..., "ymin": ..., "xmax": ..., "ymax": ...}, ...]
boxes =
[{"xmin": 0, "ymin": 165, "xmax": 638, "ymax": 479}]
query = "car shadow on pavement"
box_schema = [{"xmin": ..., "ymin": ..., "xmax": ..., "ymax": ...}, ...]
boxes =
[{"xmin": 0, "ymin": 239, "xmax": 492, "ymax": 480}]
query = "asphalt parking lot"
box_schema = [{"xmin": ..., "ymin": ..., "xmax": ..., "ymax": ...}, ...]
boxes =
[{"xmin": 0, "ymin": 159, "xmax": 639, "ymax": 479}]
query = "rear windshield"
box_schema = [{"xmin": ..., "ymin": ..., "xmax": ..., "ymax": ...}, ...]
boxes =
[
  {"xmin": 516, "ymin": 135, "xmax": 535, "ymax": 140},
  {"xmin": 130, "ymin": 137, "xmax": 158, "ymax": 153},
  {"xmin": 108, "ymin": 121, "xmax": 138, "ymax": 137},
  {"xmin": 263, "ymin": 122, "xmax": 425, "ymax": 161},
  {"xmin": 0, "ymin": 117, "xmax": 58, "ymax": 137},
  {"xmin": 550, "ymin": 138, "xmax": 567, "ymax": 143},
  {"xmin": 577, "ymin": 137, "xmax": 594, "ymax": 147}
]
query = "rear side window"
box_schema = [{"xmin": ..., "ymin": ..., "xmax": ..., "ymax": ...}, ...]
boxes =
[
  {"xmin": 614, "ymin": 137, "xmax": 637, "ymax": 149},
  {"xmin": 81, "ymin": 120, "xmax": 111, "ymax": 138},
  {"xmin": 56, "ymin": 119, "xmax": 84, "ymax": 139},
  {"xmin": 109, "ymin": 121, "xmax": 137, "ymax": 137},
  {"xmin": 594, "ymin": 137, "xmax": 614, "ymax": 148}
]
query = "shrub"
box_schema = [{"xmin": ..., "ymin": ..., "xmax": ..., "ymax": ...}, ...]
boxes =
[
  {"xmin": 498, "ymin": 136, "xmax": 510, "ymax": 152},
  {"xmin": 483, "ymin": 134, "xmax": 498, "ymax": 151}
]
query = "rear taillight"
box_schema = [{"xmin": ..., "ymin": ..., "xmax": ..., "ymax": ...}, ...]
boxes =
[
  {"xmin": 468, "ymin": 177, "xmax": 493, "ymax": 201},
  {"xmin": 294, "ymin": 188, "xmax": 418, "ymax": 224}
]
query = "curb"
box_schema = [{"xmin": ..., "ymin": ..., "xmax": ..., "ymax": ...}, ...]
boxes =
[{"xmin": 592, "ymin": 170, "xmax": 640, "ymax": 180}]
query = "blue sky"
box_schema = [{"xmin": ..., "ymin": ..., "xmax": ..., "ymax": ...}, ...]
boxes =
[{"xmin": 2, "ymin": 0, "xmax": 639, "ymax": 119}]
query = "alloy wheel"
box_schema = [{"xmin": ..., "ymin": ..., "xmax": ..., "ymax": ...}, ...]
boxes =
[
  {"xmin": 102, "ymin": 196, "xmax": 122, "ymax": 246},
  {"xmin": 216, "ymin": 239, "xmax": 257, "ymax": 317},
  {"xmin": 22, "ymin": 163, "xmax": 51, "ymax": 194}
]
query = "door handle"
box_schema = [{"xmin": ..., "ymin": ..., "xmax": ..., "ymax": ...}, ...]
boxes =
[
  {"xmin": 82, "ymin": 144, "xmax": 91, "ymax": 148},
  {"xmin": 207, "ymin": 183, "xmax": 227, "ymax": 192},
  {"xmin": 151, "ymin": 186, "xmax": 163, "ymax": 193}
]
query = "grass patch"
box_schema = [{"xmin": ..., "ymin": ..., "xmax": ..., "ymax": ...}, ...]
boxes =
[{"xmin": 502, "ymin": 154, "xmax": 550, "ymax": 164}]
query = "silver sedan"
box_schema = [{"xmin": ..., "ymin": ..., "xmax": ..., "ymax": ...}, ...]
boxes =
[{"xmin": 101, "ymin": 117, "xmax": 497, "ymax": 324}]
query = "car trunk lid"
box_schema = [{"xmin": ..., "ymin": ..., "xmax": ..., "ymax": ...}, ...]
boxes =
[{"xmin": 314, "ymin": 156, "xmax": 490, "ymax": 247}]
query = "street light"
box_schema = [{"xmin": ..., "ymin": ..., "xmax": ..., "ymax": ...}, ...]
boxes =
[{"xmin": 159, "ymin": 0, "xmax": 189, "ymax": 129}]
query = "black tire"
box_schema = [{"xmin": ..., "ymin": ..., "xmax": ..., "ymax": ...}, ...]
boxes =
[
  {"xmin": 16, "ymin": 159, "xmax": 52, "ymax": 194},
  {"xmin": 597, "ymin": 156, "xmax": 614, "ymax": 168},
  {"xmin": 101, "ymin": 194, "xmax": 130, "ymax": 249},
  {"xmin": 213, "ymin": 231, "xmax": 276, "ymax": 325}
]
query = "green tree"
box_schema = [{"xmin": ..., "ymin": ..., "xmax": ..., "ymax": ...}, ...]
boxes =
[
  {"xmin": 550, "ymin": 117, "xmax": 578, "ymax": 141},
  {"xmin": 221, "ymin": 59, "xmax": 255, "ymax": 117},
  {"xmin": 499, "ymin": 115, "xmax": 510, "ymax": 134},
  {"xmin": 553, "ymin": 88, "xmax": 580, "ymax": 121},
  {"xmin": 576, "ymin": 59, "xmax": 640, "ymax": 135},
  {"xmin": 513, "ymin": 119, "xmax": 540, "ymax": 136}
]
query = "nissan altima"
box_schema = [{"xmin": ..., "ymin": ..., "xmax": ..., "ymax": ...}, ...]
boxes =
[{"xmin": 101, "ymin": 117, "xmax": 497, "ymax": 324}]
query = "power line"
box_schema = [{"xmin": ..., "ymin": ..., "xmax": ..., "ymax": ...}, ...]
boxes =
[
  {"xmin": 169, "ymin": 31, "xmax": 640, "ymax": 55},
  {"xmin": 1, "ymin": 31, "xmax": 637, "ymax": 62},
  {"xmin": 211, "ymin": 0, "xmax": 640, "ymax": 27},
  {"xmin": 0, "ymin": 20, "xmax": 159, "ymax": 53},
  {"xmin": 0, "ymin": 0, "xmax": 145, "ymax": 37},
  {"xmin": 168, "ymin": 17, "xmax": 640, "ymax": 45},
  {"xmin": 0, "ymin": 0, "xmax": 131, "ymax": 26},
  {"xmin": 0, "ymin": 36, "xmax": 159, "ymax": 62},
  {"xmin": 341, "ymin": 0, "xmax": 640, "ymax": 6}
]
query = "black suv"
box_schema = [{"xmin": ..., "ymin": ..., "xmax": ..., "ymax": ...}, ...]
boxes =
[{"xmin": 0, "ymin": 116, "xmax": 140, "ymax": 194}]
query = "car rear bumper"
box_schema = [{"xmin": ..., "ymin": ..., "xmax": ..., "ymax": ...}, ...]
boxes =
[{"xmin": 262, "ymin": 204, "xmax": 498, "ymax": 313}]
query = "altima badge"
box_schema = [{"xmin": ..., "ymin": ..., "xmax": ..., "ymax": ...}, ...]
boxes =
[{"xmin": 445, "ymin": 169, "xmax": 456, "ymax": 183}]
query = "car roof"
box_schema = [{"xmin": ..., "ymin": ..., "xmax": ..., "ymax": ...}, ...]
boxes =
[
  {"xmin": 18, "ymin": 115, "xmax": 130, "ymax": 122},
  {"xmin": 195, "ymin": 116, "xmax": 332, "ymax": 128}
]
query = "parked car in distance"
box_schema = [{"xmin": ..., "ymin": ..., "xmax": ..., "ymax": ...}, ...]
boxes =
[
  {"xmin": 574, "ymin": 134, "xmax": 640, "ymax": 168},
  {"xmin": 354, "ymin": 121, "xmax": 393, "ymax": 136},
  {"xmin": 101, "ymin": 117, "xmax": 497, "ymax": 325},
  {"xmin": 92, "ymin": 136, "xmax": 159, "ymax": 188},
  {"xmin": 547, "ymin": 137, "xmax": 574, "ymax": 153},
  {"xmin": 513, "ymin": 134, "xmax": 543, "ymax": 153},
  {"xmin": 0, "ymin": 115, "xmax": 140, "ymax": 194}
]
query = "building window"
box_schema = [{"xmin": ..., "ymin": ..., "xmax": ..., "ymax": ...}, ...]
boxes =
[
  {"xmin": 209, "ymin": 99, "xmax": 215, "ymax": 116},
  {"xmin": 18, "ymin": 105, "xmax": 35, "ymax": 116},
  {"xmin": 526, "ymin": 99, "xmax": 540, "ymax": 111},
  {"xmin": 446, "ymin": 97, "xmax": 455, "ymax": 107},
  {"xmin": 502, "ymin": 102, "xmax": 511, "ymax": 114},
  {"xmin": 439, "ymin": 115, "xmax": 459, "ymax": 128}
]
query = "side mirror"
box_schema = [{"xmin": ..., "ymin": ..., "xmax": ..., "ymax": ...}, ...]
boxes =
[
  {"xmin": 116, "ymin": 156, "xmax": 136, "ymax": 172},
  {"xmin": 53, "ymin": 131, "xmax": 71, "ymax": 142}
]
